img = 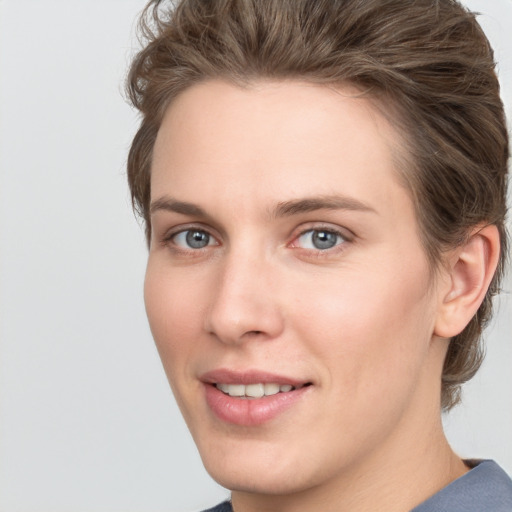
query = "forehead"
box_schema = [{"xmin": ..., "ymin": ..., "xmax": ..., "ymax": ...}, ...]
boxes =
[{"xmin": 151, "ymin": 80, "xmax": 411, "ymax": 222}]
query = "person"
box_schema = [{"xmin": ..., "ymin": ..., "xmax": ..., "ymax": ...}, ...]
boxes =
[{"xmin": 125, "ymin": 0, "xmax": 512, "ymax": 510}]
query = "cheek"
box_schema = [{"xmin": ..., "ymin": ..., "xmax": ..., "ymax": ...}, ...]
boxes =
[
  {"xmin": 292, "ymin": 259, "xmax": 435, "ymax": 395},
  {"xmin": 143, "ymin": 260, "xmax": 208, "ymax": 376}
]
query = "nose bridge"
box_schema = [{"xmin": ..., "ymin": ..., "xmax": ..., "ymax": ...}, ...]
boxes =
[{"xmin": 205, "ymin": 240, "xmax": 283, "ymax": 344}]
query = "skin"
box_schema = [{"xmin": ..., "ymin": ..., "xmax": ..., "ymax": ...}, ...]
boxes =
[{"xmin": 145, "ymin": 80, "xmax": 471, "ymax": 512}]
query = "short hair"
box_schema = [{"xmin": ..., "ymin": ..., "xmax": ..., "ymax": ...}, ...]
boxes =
[{"xmin": 126, "ymin": 0, "xmax": 509, "ymax": 410}]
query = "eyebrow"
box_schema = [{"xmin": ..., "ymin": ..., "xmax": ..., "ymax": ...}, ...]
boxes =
[
  {"xmin": 149, "ymin": 194, "xmax": 377, "ymax": 219},
  {"xmin": 150, "ymin": 197, "xmax": 208, "ymax": 217},
  {"xmin": 272, "ymin": 195, "xmax": 377, "ymax": 218}
]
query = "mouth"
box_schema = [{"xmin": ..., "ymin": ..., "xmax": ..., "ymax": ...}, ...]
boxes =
[
  {"xmin": 201, "ymin": 369, "xmax": 313, "ymax": 426},
  {"xmin": 214, "ymin": 382, "xmax": 312, "ymax": 399}
]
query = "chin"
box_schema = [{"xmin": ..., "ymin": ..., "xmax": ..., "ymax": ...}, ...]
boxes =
[
  {"xmin": 204, "ymin": 460, "xmax": 312, "ymax": 496},
  {"xmin": 196, "ymin": 434, "xmax": 327, "ymax": 497}
]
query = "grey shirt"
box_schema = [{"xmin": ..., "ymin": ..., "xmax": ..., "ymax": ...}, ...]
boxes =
[
  {"xmin": 203, "ymin": 460, "xmax": 512, "ymax": 512},
  {"xmin": 412, "ymin": 460, "xmax": 512, "ymax": 511}
]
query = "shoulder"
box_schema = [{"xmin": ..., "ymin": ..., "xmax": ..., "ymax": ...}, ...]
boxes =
[
  {"xmin": 412, "ymin": 460, "xmax": 512, "ymax": 512},
  {"xmin": 200, "ymin": 501, "xmax": 232, "ymax": 512}
]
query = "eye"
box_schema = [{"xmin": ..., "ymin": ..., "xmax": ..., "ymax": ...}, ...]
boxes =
[
  {"xmin": 172, "ymin": 229, "xmax": 217, "ymax": 249},
  {"xmin": 295, "ymin": 229, "xmax": 346, "ymax": 250}
]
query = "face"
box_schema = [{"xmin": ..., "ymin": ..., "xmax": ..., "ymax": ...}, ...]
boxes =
[{"xmin": 145, "ymin": 80, "xmax": 447, "ymax": 497}]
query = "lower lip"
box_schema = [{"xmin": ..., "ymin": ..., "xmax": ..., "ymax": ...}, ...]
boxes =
[{"xmin": 204, "ymin": 384, "xmax": 310, "ymax": 426}]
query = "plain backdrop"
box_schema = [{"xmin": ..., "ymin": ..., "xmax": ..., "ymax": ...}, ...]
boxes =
[{"xmin": 0, "ymin": 1, "xmax": 511, "ymax": 511}]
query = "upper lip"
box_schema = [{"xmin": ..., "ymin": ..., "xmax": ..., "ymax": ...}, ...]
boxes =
[{"xmin": 200, "ymin": 368, "xmax": 310, "ymax": 387}]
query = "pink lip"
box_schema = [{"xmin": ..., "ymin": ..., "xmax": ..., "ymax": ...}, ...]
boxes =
[
  {"xmin": 201, "ymin": 368, "xmax": 307, "ymax": 387},
  {"xmin": 201, "ymin": 369, "xmax": 312, "ymax": 426}
]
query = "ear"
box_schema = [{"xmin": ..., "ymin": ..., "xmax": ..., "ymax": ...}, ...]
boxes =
[{"xmin": 434, "ymin": 224, "xmax": 501, "ymax": 339}]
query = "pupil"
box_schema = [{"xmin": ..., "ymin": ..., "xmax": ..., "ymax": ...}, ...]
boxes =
[
  {"xmin": 312, "ymin": 231, "xmax": 337, "ymax": 250},
  {"xmin": 186, "ymin": 230, "xmax": 209, "ymax": 248}
]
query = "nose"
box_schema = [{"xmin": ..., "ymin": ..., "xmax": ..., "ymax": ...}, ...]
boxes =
[{"xmin": 204, "ymin": 249, "xmax": 285, "ymax": 345}]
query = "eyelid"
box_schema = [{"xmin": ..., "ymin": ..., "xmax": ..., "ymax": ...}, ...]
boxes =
[
  {"xmin": 160, "ymin": 223, "xmax": 221, "ymax": 249},
  {"xmin": 173, "ymin": 230, "xmax": 218, "ymax": 248},
  {"xmin": 288, "ymin": 223, "xmax": 354, "ymax": 252}
]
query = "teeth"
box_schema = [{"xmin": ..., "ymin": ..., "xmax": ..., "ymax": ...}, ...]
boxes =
[
  {"xmin": 216, "ymin": 382, "xmax": 297, "ymax": 398},
  {"xmin": 264, "ymin": 383, "xmax": 280, "ymax": 395},
  {"xmin": 217, "ymin": 383, "xmax": 230, "ymax": 394},
  {"xmin": 227, "ymin": 384, "xmax": 245, "ymax": 397},
  {"xmin": 245, "ymin": 383, "xmax": 264, "ymax": 398}
]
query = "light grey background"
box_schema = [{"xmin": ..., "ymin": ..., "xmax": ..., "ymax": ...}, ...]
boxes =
[{"xmin": 0, "ymin": 1, "xmax": 510, "ymax": 511}]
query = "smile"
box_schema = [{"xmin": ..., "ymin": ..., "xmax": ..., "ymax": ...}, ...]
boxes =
[
  {"xmin": 215, "ymin": 382, "xmax": 304, "ymax": 398},
  {"xmin": 202, "ymin": 371, "xmax": 313, "ymax": 426}
]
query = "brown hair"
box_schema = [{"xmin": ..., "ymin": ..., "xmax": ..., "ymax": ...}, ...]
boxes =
[{"xmin": 126, "ymin": 0, "xmax": 509, "ymax": 410}]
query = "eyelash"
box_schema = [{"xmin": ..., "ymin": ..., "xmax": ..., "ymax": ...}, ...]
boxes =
[
  {"xmin": 289, "ymin": 227, "xmax": 349, "ymax": 254},
  {"xmin": 161, "ymin": 224, "xmax": 352, "ymax": 256},
  {"xmin": 161, "ymin": 225, "xmax": 218, "ymax": 255}
]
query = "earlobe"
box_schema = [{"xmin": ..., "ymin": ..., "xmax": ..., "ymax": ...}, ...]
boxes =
[{"xmin": 434, "ymin": 224, "xmax": 500, "ymax": 339}]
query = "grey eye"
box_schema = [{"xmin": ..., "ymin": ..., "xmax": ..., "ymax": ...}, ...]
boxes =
[
  {"xmin": 173, "ymin": 230, "xmax": 214, "ymax": 249},
  {"xmin": 297, "ymin": 230, "xmax": 344, "ymax": 250}
]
